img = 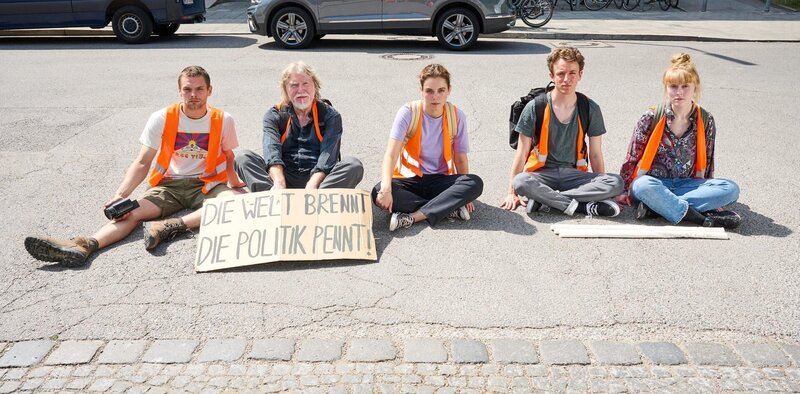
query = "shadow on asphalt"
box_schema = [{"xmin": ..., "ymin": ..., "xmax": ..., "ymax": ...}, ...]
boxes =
[
  {"xmin": 625, "ymin": 41, "xmax": 758, "ymax": 65},
  {"xmin": 211, "ymin": 258, "xmax": 375, "ymax": 272},
  {"xmin": 727, "ymin": 202, "xmax": 793, "ymax": 237},
  {"xmin": 257, "ymin": 38, "xmax": 551, "ymax": 55},
  {"xmin": 0, "ymin": 34, "xmax": 257, "ymax": 50}
]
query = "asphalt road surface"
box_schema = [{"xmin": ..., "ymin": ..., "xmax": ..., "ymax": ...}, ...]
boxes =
[{"xmin": 1, "ymin": 35, "xmax": 797, "ymax": 346}]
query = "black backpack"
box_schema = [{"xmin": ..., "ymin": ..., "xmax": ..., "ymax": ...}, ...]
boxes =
[{"xmin": 508, "ymin": 82, "xmax": 591, "ymax": 153}]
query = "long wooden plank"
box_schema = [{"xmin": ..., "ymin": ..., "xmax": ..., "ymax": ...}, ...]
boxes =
[{"xmin": 550, "ymin": 224, "xmax": 728, "ymax": 239}]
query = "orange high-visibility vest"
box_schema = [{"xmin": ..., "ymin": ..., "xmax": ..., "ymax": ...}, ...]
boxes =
[
  {"xmin": 524, "ymin": 101, "xmax": 588, "ymax": 172},
  {"xmin": 147, "ymin": 103, "xmax": 227, "ymax": 194},
  {"xmin": 277, "ymin": 101, "xmax": 324, "ymax": 144},
  {"xmin": 633, "ymin": 104, "xmax": 707, "ymax": 181},
  {"xmin": 393, "ymin": 100, "xmax": 458, "ymax": 179}
]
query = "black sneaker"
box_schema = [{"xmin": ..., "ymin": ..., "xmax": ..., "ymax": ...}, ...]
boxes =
[
  {"xmin": 702, "ymin": 209, "xmax": 742, "ymax": 229},
  {"xmin": 585, "ymin": 199, "xmax": 621, "ymax": 217},
  {"xmin": 447, "ymin": 206, "xmax": 471, "ymax": 221},
  {"xmin": 634, "ymin": 201, "xmax": 658, "ymax": 220},
  {"xmin": 389, "ymin": 213, "xmax": 415, "ymax": 232},
  {"xmin": 525, "ymin": 198, "xmax": 542, "ymax": 214}
]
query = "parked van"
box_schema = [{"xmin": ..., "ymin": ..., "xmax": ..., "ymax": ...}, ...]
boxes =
[{"xmin": 0, "ymin": 0, "xmax": 207, "ymax": 43}]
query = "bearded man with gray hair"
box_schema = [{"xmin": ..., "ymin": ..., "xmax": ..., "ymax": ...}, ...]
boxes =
[{"xmin": 235, "ymin": 61, "xmax": 363, "ymax": 191}]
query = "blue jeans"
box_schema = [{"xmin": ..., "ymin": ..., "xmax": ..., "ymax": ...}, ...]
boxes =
[{"xmin": 630, "ymin": 176, "xmax": 740, "ymax": 224}]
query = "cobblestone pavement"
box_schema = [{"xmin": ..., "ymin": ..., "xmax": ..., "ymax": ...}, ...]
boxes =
[{"xmin": 2, "ymin": 338, "xmax": 799, "ymax": 392}]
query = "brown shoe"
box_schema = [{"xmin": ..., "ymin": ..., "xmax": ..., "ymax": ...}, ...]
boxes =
[
  {"xmin": 143, "ymin": 218, "xmax": 188, "ymax": 250},
  {"xmin": 24, "ymin": 236, "xmax": 98, "ymax": 267}
]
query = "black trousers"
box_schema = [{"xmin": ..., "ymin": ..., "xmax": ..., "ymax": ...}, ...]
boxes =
[{"xmin": 371, "ymin": 174, "xmax": 483, "ymax": 226}]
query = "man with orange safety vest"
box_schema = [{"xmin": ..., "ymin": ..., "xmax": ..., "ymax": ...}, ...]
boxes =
[
  {"xmin": 234, "ymin": 61, "xmax": 363, "ymax": 192},
  {"xmin": 500, "ymin": 47, "xmax": 623, "ymax": 217},
  {"xmin": 24, "ymin": 66, "xmax": 246, "ymax": 267}
]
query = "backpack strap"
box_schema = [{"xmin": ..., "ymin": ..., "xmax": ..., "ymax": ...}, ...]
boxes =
[
  {"xmin": 404, "ymin": 100, "xmax": 458, "ymax": 145},
  {"xmin": 276, "ymin": 99, "xmax": 330, "ymax": 143},
  {"xmin": 649, "ymin": 102, "xmax": 665, "ymax": 135},
  {"xmin": 443, "ymin": 102, "xmax": 458, "ymax": 143},
  {"xmin": 532, "ymin": 82, "xmax": 554, "ymax": 145},
  {"xmin": 316, "ymin": 98, "xmax": 330, "ymax": 130},
  {"xmin": 575, "ymin": 92, "xmax": 590, "ymax": 159},
  {"xmin": 404, "ymin": 100, "xmax": 423, "ymax": 144}
]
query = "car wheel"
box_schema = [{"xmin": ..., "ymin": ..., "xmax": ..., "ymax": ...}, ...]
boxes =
[
  {"xmin": 436, "ymin": 8, "xmax": 479, "ymax": 51},
  {"xmin": 154, "ymin": 23, "xmax": 180, "ymax": 37},
  {"xmin": 271, "ymin": 7, "xmax": 316, "ymax": 49},
  {"xmin": 112, "ymin": 5, "xmax": 153, "ymax": 44}
]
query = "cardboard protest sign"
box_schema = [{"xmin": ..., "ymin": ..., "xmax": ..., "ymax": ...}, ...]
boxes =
[{"xmin": 195, "ymin": 188, "xmax": 376, "ymax": 272}]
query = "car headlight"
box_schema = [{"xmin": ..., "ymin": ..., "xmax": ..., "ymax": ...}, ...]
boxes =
[{"xmin": 251, "ymin": 0, "xmax": 261, "ymax": 4}]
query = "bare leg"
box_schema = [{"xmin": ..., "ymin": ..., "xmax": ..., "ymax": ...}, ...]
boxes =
[{"xmin": 91, "ymin": 199, "xmax": 162, "ymax": 248}]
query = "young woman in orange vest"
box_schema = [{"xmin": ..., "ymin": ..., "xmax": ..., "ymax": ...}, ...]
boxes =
[
  {"xmin": 373, "ymin": 64, "xmax": 483, "ymax": 232},
  {"xmin": 617, "ymin": 53, "xmax": 741, "ymax": 228}
]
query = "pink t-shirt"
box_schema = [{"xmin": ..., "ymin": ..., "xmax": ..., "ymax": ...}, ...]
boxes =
[{"xmin": 389, "ymin": 104, "xmax": 469, "ymax": 175}]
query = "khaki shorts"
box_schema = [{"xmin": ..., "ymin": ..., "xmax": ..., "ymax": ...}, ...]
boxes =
[{"xmin": 140, "ymin": 178, "xmax": 231, "ymax": 218}]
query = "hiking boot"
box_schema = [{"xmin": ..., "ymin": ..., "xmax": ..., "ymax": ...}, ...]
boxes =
[
  {"xmin": 24, "ymin": 235, "xmax": 98, "ymax": 268},
  {"xmin": 143, "ymin": 218, "xmax": 188, "ymax": 250},
  {"xmin": 702, "ymin": 209, "xmax": 742, "ymax": 229},
  {"xmin": 525, "ymin": 198, "xmax": 543, "ymax": 214},
  {"xmin": 585, "ymin": 199, "xmax": 621, "ymax": 217},
  {"xmin": 389, "ymin": 212, "xmax": 415, "ymax": 232},
  {"xmin": 447, "ymin": 206, "xmax": 471, "ymax": 221},
  {"xmin": 634, "ymin": 201, "xmax": 658, "ymax": 220}
]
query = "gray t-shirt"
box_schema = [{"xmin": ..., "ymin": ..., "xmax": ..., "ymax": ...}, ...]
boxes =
[{"xmin": 514, "ymin": 92, "xmax": 606, "ymax": 168}]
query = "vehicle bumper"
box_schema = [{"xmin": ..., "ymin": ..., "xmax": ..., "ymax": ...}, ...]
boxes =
[
  {"xmin": 483, "ymin": 14, "xmax": 515, "ymax": 34},
  {"xmin": 247, "ymin": 5, "xmax": 269, "ymax": 36}
]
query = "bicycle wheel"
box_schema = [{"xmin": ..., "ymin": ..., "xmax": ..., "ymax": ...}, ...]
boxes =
[
  {"xmin": 520, "ymin": 0, "xmax": 554, "ymax": 28},
  {"xmin": 613, "ymin": 0, "xmax": 625, "ymax": 8},
  {"xmin": 622, "ymin": 0, "xmax": 640, "ymax": 10},
  {"xmin": 669, "ymin": 0, "xmax": 679, "ymax": 7},
  {"xmin": 658, "ymin": 0, "xmax": 670, "ymax": 10},
  {"xmin": 584, "ymin": 0, "xmax": 612, "ymax": 10}
]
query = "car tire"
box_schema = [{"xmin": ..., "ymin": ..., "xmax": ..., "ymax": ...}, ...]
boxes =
[
  {"xmin": 271, "ymin": 7, "xmax": 316, "ymax": 49},
  {"xmin": 112, "ymin": 6, "xmax": 153, "ymax": 44},
  {"xmin": 154, "ymin": 23, "xmax": 180, "ymax": 37},
  {"xmin": 435, "ymin": 8, "xmax": 479, "ymax": 51}
]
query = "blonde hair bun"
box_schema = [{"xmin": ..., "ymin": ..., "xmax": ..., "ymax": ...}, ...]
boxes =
[{"xmin": 670, "ymin": 53, "xmax": 693, "ymax": 67}]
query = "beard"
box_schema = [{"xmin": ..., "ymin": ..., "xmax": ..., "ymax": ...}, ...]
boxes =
[{"xmin": 185, "ymin": 100, "xmax": 205, "ymax": 111}]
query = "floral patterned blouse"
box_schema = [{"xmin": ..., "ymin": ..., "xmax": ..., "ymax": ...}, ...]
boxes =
[{"xmin": 619, "ymin": 104, "xmax": 716, "ymax": 190}]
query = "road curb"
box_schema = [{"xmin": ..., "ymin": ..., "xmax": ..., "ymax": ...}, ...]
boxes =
[
  {"xmin": 3, "ymin": 28, "xmax": 800, "ymax": 43},
  {"xmin": 1, "ymin": 338, "xmax": 799, "ymax": 368}
]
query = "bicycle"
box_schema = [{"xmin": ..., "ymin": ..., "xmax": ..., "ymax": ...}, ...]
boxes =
[
  {"xmin": 583, "ymin": 0, "xmax": 612, "ymax": 10},
  {"xmin": 509, "ymin": 0, "xmax": 554, "ymax": 28},
  {"xmin": 620, "ymin": 0, "xmax": 675, "ymax": 11}
]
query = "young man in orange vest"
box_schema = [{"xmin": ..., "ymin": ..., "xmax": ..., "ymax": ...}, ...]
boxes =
[
  {"xmin": 24, "ymin": 66, "xmax": 245, "ymax": 267},
  {"xmin": 500, "ymin": 47, "xmax": 623, "ymax": 216},
  {"xmin": 234, "ymin": 61, "xmax": 363, "ymax": 192}
]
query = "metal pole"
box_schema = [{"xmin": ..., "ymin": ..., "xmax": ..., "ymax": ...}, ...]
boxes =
[
  {"xmin": 701, "ymin": 0, "xmax": 707, "ymax": 12},
  {"xmin": 764, "ymin": 0, "xmax": 771, "ymax": 12}
]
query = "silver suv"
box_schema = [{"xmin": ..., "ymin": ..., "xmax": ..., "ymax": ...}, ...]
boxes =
[{"xmin": 246, "ymin": 0, "xmax": 515, "ymax": 50}]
